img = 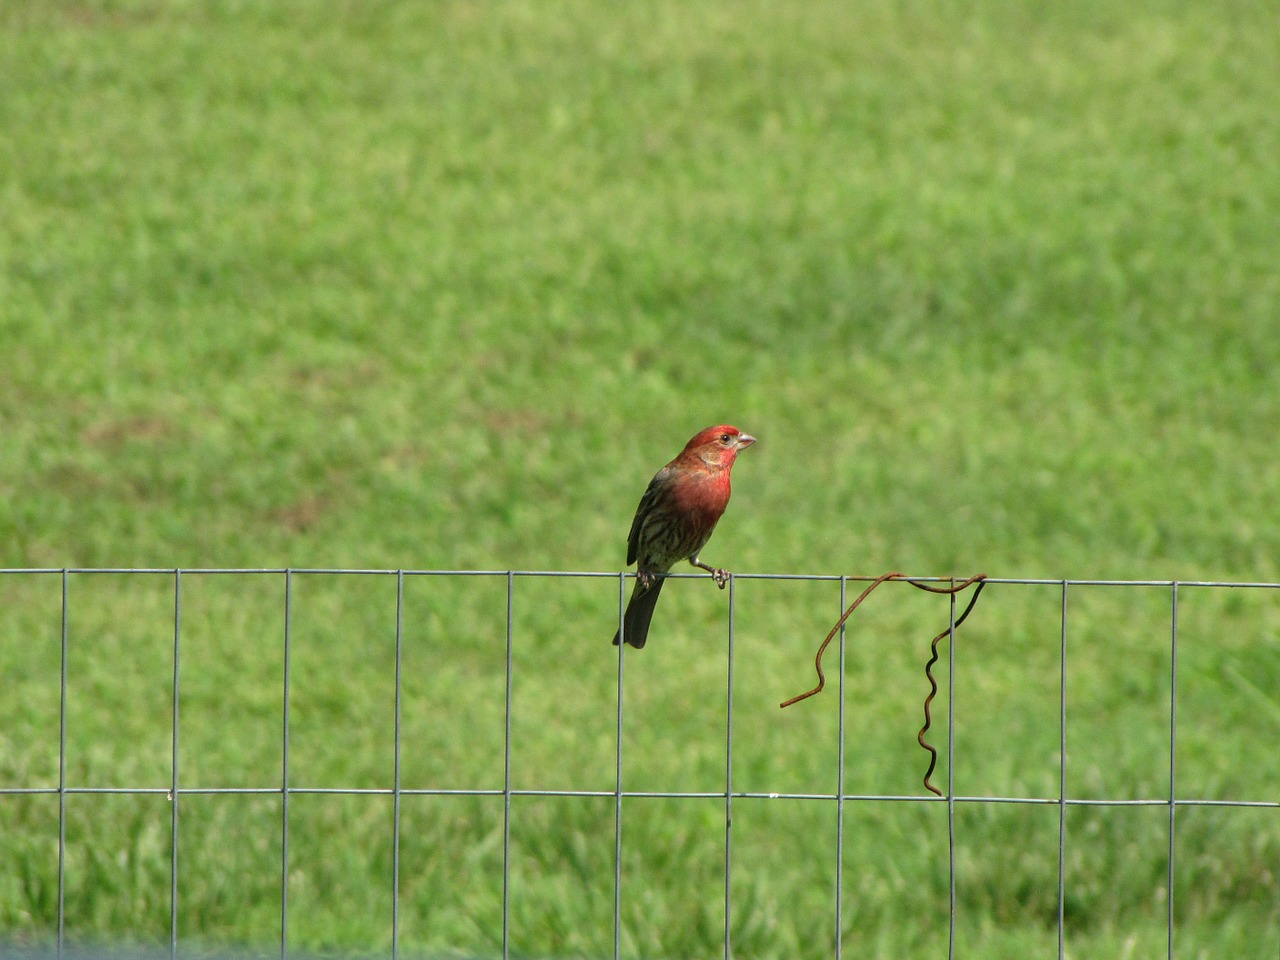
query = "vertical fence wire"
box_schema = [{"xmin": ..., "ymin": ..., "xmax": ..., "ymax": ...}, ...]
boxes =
[
  {"xmin": 1167, "ymin": 582, "xmax": 1179, "ymax": 960},
  {"xmin": 945, "ymin": 584, "xmax": 957, "ymax": 960},
  {"xmin": 168, "ymin": 570, "xmax": 182, "ymax": 959},
  {"xmin": 834, "ymin": 575, "xmax": 848, "ymax": 960},
  {"xmin": 723, "ymin": 575, "xmax": 737, "ymax": 960},
  {"xmin": 391, "ymin": 571, "xmax": 405, "ymax": 960},
  {"xmin": 56, "ymin": 569, "xmax": 69, "ymax": 959},
  {"xmin": 1057, "ymin": 580, "xmax": 1069, "ymax": 960},
  {"xmin": 501, "ymin": 571, "xmax": 515, "ymax": 960},
  {"xmin": 280, "ymin": 569, "xmax": 293, "ymax": 960},
  {"xmin": 613, "ymin": 572, "xmax": 627, "ymax": 960}
]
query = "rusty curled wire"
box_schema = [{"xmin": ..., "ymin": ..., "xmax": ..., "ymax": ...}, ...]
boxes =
[{"xmin": 779, "ymin": 572, "xmax": 988, "ymax": 797}]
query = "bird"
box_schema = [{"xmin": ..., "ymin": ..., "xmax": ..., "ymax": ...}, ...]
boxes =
[{"xmin": 611, "ymin": 424, "xmax": 758, "ymax": 649}]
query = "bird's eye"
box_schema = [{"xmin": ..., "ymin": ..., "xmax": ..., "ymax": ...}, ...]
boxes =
[{"xmin": 720, "ymin": 433, "xmax": 732, "ymax": 443}]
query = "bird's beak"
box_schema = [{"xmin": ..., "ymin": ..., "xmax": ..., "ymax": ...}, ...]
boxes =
[{"xmin": 737, "ymin": 433, "xmax": 758, "ymax": 449}]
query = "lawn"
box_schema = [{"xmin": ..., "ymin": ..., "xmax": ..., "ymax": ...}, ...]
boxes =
[{"xmin": 2, "ymin": 0, "xmax": 1279, "ymax": 956}]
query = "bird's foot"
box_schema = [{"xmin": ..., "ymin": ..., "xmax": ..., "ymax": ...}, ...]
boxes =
[
  {"xmin": 690, "ymin": 557, "xmax": 731, "ymax": 589},
  {"xmin": 637, "ymin": 569, "xmax": 657, "ymax": 590}
]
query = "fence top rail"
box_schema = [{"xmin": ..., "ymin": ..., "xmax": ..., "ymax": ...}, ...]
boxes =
[{"xmin": 2, "ymin": 567, "xmax": 1279, "ymax": 589}]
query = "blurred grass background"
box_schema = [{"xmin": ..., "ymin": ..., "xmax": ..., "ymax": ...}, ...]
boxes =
[{"xmin": 2, "ymin": 0, "xmax": 1279, "ymax": 956}]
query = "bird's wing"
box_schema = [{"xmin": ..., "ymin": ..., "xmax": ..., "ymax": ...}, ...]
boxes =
[{"xmin": 626, "ymin": 467, "xmax": 670, "ymax": 566}]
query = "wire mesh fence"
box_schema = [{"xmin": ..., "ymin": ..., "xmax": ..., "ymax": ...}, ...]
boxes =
[{"xmin": 2, "ymin": 568, "xmax": 1279, "ymax": 958}]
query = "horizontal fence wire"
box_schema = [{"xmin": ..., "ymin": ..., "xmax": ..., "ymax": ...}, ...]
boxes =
[
  {"xmin": 7, "ymin": 567, "xmax": 1280, "ymax": 587},
  {"xmin": 3, "ymin": 567, "xmax": 1279, "ymax": 959}
]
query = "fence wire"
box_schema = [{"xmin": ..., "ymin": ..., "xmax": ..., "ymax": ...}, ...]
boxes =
[{"xmin": 3, "ymin": 568, "xmax": 1279, "ymax": 958}]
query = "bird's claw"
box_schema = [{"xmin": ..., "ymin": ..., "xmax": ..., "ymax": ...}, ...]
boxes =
[{"xmin": 712, "ymin": 568, "xmax": 730, "ymax": 589}]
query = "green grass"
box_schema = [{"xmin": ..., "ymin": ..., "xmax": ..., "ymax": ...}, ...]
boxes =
[{"xmin": 3, "ymin": 0, "xmax": 1280, "ymax": 956}]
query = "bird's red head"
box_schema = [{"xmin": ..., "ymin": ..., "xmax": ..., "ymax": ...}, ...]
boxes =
[{"xmin": 680, "ymin": 424, "xmax": 758, "ymax": 468}]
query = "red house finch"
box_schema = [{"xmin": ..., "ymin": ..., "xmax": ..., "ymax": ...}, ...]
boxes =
[{"xmin": 611, "ymin": 425, "xmax": 758, "ymax": 649}]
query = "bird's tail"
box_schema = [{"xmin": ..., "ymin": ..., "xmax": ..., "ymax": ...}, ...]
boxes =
[{"xmin": 611, "ymin": 578, "xmax": 665, "ymax": 649}]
